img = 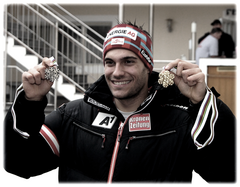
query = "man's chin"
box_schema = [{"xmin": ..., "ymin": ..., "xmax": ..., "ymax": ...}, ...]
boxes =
[
  {"xmin": 112, "ymin": 92, "xmax": 137, "ymax": 100},
  {"xmin": 112, "ymin": 94, "xmax": 128, "ymax": 100}
]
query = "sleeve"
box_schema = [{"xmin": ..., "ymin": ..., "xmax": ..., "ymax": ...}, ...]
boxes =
[
  {"xmin": 225, "ymin": 34, "xmax": 235, "ymax": 57},
  {"xmin": 4, "ymin": 86, "xmax": 60, "ymax": 179},
  {"xmin": 193, "ymin": 89, "xmax": 236, "ymax": 182},
  {"xmin": 209, "ymin": 39, "xmax": 219, "ymax": 57}
]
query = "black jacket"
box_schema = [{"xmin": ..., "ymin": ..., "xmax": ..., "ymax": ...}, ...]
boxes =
[{"xmin": 4, "ymin": 71, "xmax": 236, "ymax": 182}]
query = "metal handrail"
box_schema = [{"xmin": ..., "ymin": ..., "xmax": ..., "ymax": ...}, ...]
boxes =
[
  {"xmin": 6, "ymin": 3, "xmax": 104, "ymax": 86},
  {"xmin": 7, "ymin": 32, "xmax": 43, "ymax": 59},
  {"xmin": 35, "ymin": 4, "xmax": 103, "ymax": 53},
  {"xmin": 19, "ymin": 4, "xmax": 103, "ymax": 59},
  {"xmin": 54, "ymin": 4, "xmax": 105, "ymax": 41},
  {"xmin": 44, "ymin": 4, "xmax": 104, "ymax": 46},
  {"xmin": 7, "ymin": 65, "xmax": 25, "ymax": 74},
  {"xmin": 7, "ymin": 32, "xmax": 86, "ymax": 93},
  {"xmin": 26, "ymin": 4, "xmax": 103, "ymax": 83},
  {"xmin": 57, "ymin": 27, "xmax": 102, "ymax": 61},
  {"xmin": 7, "ymin": 9, "xmax": 101, "ymax": 85}
]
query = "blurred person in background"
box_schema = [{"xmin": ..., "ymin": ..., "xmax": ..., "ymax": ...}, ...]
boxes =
[
  {"xmin": 196, "ymin": 28, "xmax": 222, "ymax": 65},
  {"xmin": 198, "ymin": 19, "xmax": 235, "ymax": 58}
]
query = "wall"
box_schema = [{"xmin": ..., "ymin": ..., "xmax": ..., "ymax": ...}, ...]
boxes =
[
  {"xmin": 60, "ymin": 4, "xmax": 119, "ymax": 16},
  {"xmin": 59, "ymin": 4, "xmax": 119, "ymax": 26},
  {"xmin": 123, "ymin": 4, "xmax": 150, "ymax": 31},
  {"xmin": 59, "ymin": 4, "xmax": 236, "ymax": 60}
]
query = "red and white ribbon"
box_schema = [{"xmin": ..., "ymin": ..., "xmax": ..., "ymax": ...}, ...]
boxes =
[{"xmin": 40, "ymin": 125, "xmax": 60, "ymax": 157}]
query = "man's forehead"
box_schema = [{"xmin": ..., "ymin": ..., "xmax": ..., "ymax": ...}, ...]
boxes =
[{"xmin": 105, "ymin": 49, "xmax": 138, "ymax": 59}]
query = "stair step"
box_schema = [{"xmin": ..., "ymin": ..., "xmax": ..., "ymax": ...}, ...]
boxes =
[
  {"xmin": 8, "ymin": 45, "xmax": 26, "ymax": 57},
  {"xmin": 20, "ymin": 55, "xmax": 39, "ymax": 69},
  {"xmin": 7, "ymin": 37, "xmax": 15, "ymax": 46}
]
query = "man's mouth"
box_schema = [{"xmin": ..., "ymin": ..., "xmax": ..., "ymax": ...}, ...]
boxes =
[{"xmin": 112, "ymin": 81, "xmax": 131, "ymax": 85}]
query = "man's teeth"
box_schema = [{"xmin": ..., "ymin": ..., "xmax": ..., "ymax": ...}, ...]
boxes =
[{"xmin": 113, "ymin": 81, "xmax": 130, "ymax": 85}]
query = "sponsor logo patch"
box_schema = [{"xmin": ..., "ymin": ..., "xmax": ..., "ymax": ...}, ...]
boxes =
[
  {"xmin": 129, "ymin": 113, "xmax": 151, "ymax": 132},
  {"xmin": 105, "ymin": 27, "xmax": 138, "ymax": 41},
  {"xmin": 92, "ymin": 112, "xmax": 117, "ymax": 129},
  {"xmin": 111, "ymin": 38, "xmax": 125, "ymax": 45},
  {"xmin": 87, "ymin": 97, "xmax": 110, "ymax": 111},
  {"xmin": 140, "ymin": 49, "xmax": 152, "ymax": 65}
]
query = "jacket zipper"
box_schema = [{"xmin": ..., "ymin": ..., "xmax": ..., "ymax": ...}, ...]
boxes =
[
  {"xmin": 73, "ymin": 122, "xmax": 106, "ymax": 148},
  {"xmin": 107, "ymin": 122, "xmax": 125, "ymax": 183},
  {"xmin": 125, "ymin": 130, "xmax": 176, "ymax": 149}
]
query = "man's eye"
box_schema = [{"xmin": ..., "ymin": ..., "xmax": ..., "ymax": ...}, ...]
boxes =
[
  {"xmin": 126, "ymin": 60, "xmax": 134, "ymax": 64},
  {"xmin": 105, "ymin": 61, "xmax": 114, "ymax": 65}
]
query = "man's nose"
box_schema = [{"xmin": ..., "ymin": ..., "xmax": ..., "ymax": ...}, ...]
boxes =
[{"xmin": 112, "ymin": 63, "xmax": 125, "ymax": 77}]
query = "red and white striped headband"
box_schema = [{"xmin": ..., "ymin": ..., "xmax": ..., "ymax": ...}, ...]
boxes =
[{"xmin": 103, "ymin": 24, "xmax": 153, "ymax": 72}]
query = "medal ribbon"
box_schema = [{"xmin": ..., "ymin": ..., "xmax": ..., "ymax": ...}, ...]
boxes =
[
  {"xmin": 191, "ymin": 87, "xmax": 218, "ymax": 149},
  {"xmin": 11, "ymin": 84, "xmax": 30, "ymax": 138}
]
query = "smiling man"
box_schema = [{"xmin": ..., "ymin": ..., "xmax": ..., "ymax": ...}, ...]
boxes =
[
  {"xmin": 4, "ymin": 22, "xmax": 235, "ymax": 183},
  {"xmin": 104, "ymin": 49, "xmax": 149, "ymax": 112}
]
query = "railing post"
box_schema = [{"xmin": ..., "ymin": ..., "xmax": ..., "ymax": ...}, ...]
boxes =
[
  {"xmin": 191, "ymin": 22, "xmax": 197, "ymax": 61},
  {"xmin": 54, "ymin": 21, "xmax": 58, "ymax": 110},
  {"xmin": 81, "ymin": 26, "xmax": 87, "ymax": 88},
  {"xmin": 119, "ymin": 3, "xmax": 123, "ymax": 23},
  {"xmin": 3, "ymin": 4, "xmax": 8, "ymax": 112}
]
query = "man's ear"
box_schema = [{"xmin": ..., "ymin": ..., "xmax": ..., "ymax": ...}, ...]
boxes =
[
  {"xmin": 147, "ymin": 67, "xmax": 150, "ymax": 74},
  {"xmin": 147, "ymin": 69, "xmax": 151, "ymax": 76}
]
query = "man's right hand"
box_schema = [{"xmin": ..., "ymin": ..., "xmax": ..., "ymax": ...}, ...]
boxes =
[{"xmin": 22, "ymin": 57, "xmax": 55, "ymax": 101}]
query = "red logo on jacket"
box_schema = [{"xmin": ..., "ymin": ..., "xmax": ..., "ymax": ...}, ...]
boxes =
[{"xmin": 129, "ymin": 113, "xmax": 151, "ymax": 132}]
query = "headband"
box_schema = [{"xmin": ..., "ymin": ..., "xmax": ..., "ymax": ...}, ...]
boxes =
[{"xmin": 103, "ymin": 24, "xmax": 153, "ymax": 72}]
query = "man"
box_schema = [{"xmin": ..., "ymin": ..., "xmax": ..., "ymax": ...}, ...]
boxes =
[
  {"xmin": 4, "ymin": 22, "xmax": 235, "ymax": 182},
  {"xmin": 198, "ymin": 19, "xmax": 235, "ymax": 58},
  {"xmin": 196, "ymin": 28, "xmax": 222, "ymax": 65}
]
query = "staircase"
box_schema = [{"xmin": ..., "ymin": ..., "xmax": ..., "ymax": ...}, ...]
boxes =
[
  {"xmin": 7, "ymin": 36, "xmax": 84, "ymax": 101},
  {"xmin": 4, "ymin": 4, "xmax": 104, "ymax": 111}
]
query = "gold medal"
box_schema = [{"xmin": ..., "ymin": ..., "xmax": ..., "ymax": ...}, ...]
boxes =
[{"xmin": 158, "ymin": 70, "xmax": 175, "ymax": 88}]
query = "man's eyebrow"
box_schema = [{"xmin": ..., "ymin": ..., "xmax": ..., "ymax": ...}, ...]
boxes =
[
  {"xmin": 104, "ymin": 57, "xmax": 113, "ymax": 61},
  {"xmin": 121, "ymin": 56, "xmax": 138, "ymax": 60},
  {"xmin": 104, "ymin": 56, "xmax": 138, "ymax": 61}
]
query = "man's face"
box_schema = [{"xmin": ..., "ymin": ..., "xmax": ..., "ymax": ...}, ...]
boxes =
[
  {"xmin": 104, "ymin": 49, "xmax": 149, "ymax": 101},
  {"xmin": 216, "ymin": 32, "xmax": 222, "ymax": 39}
]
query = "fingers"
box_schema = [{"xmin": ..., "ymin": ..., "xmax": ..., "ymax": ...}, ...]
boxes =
[
  {"xmin": 181, "ymin": 68, "xmax": 203, "ymax": 86},
  {"xmin": 42, "ymin": 57, "xmax": 55, "ymax": 67},
  {"xmin": 164, "ymin": 59, "xmax": 182, "ymax": 70},
  {"xmin": 165, "ymin": 59, "xmax": 205, "ymax": 87},
  {"xmin": 22, "ymin": 57, "xmax": 54, "ymax": 85},
  {"xmin": 165, "ymin": 59, "xmax": 202, "ymax": 79},
  {"xmin": 165, "ymin": 59, "xmax": 197, "ymax": 70},
  {"xmin": 23, "ymin": 67, "xmax": 43, "ymax": 85}
]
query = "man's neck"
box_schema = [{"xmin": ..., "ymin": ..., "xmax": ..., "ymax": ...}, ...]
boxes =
[{"xmin": 114, "ymin": 92, "xmax": 148, "ymax": 112}]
